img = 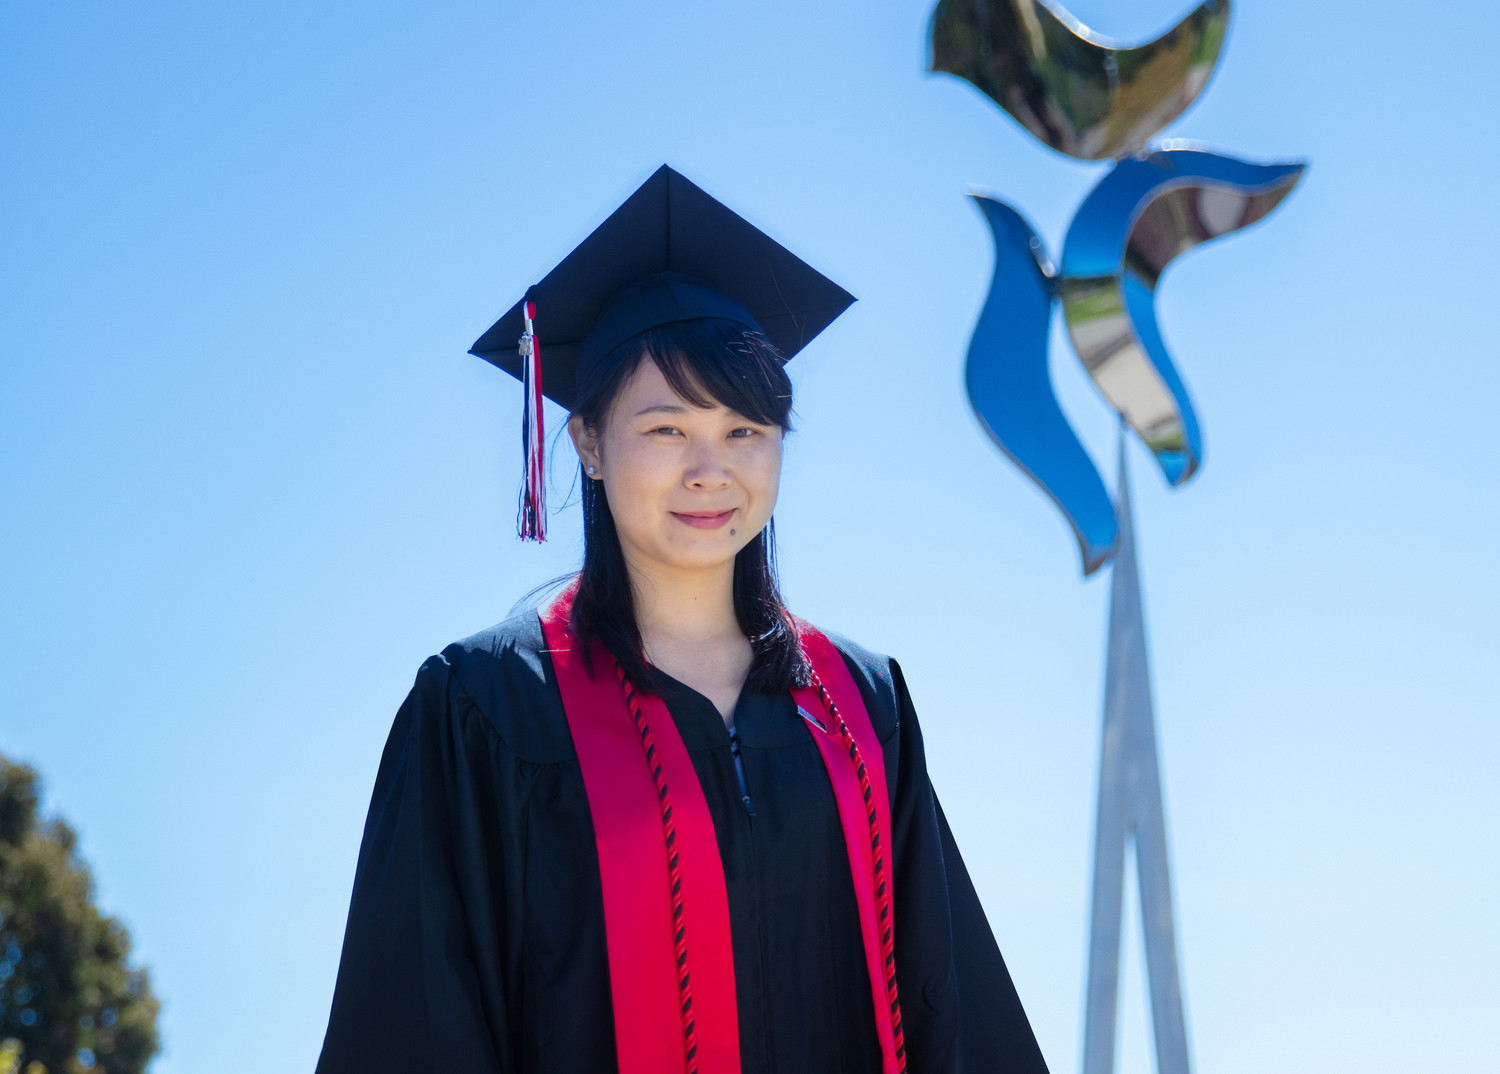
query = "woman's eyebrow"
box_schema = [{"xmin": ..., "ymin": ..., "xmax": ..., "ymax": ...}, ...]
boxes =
[{"xmin": 634, "ymin": 403, "xmax": 696, "ymax": 417}]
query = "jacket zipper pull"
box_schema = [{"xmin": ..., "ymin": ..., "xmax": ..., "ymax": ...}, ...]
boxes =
[{"xmin": 729, "ymin": 725, "xmax": 755, "ymax": 816}]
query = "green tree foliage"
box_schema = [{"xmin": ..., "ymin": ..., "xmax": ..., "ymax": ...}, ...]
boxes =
[{"xmin": 0, "ymin": 756, "xmax": 159, "ymax": 1074}]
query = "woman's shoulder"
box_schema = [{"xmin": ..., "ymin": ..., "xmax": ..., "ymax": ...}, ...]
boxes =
[
  {"xmin": 422, "ymin": 607, "xmax": 577, "ymax": 765},
  {"xmin": 809, "ymin": 625, "xmax": 907, "ymax": 744},
  {"xmin": 412, "ymin": 606, "xmax": 908, "ymax": 760},
  {"xmin": 442, "ymin": 605, "xmax": 549, "ymax": 673}
]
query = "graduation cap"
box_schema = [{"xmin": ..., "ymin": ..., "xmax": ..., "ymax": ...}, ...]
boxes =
[{"xmin": 470, "ymin": 164, "xmax": 855, "ymax": 541}]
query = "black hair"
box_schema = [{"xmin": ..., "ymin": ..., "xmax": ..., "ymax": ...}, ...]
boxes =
[{"xmin": 569, "ymin": 317, "xmax": 810, "ymax": 695}]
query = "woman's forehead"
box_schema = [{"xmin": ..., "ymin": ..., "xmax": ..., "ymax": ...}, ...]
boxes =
[{"xmin": 615, "ymin": 359, "xmax": 742, "ymax": 418}]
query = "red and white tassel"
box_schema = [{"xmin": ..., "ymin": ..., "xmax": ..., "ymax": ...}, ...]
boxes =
[{"xmin": 517, "ymin": 298, "xmax": 547, "ymax": 542}]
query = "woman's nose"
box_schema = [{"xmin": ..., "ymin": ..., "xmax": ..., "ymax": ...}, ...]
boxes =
[{"xmin": 683, "ymin": 441, "xmax": 732, "ymax": 488}]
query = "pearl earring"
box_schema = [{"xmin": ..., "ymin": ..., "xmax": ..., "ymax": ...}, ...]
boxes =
[{"xmin": 587, "ymin": 465, "xmax": 598, "ymax": 475}]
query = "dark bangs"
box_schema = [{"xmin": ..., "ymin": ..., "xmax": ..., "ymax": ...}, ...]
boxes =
[
  {"xmin": 570, "ymin": 317, "xmax": 809, "ymax": 696},
  {"xmin": 573, "ymin": 317, "xmax": 794, "ymax": 434}
]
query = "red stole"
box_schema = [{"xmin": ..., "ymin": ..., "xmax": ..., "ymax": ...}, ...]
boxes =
[{"xmin": 539, "ymin": 585, "xmax": 901, "ymax": 1074}]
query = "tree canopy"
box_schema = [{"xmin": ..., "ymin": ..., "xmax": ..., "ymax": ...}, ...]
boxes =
[{"xmin": 0, "ymin": 756, "xmax": 159, "ymax": 1074}]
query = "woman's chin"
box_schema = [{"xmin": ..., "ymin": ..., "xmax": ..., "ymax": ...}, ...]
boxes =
[
  {"xmin": 646, "ymin": 534, "xmax": 745, "ymax": 573},
  {"xmin": 666, "ymin": 549, "xmax": 740, "ymax": 574}
]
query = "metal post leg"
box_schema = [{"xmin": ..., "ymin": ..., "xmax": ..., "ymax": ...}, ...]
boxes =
[{"xmin": 1081, "ymin": 431, "xmax": 1192, "ymax": 1074}]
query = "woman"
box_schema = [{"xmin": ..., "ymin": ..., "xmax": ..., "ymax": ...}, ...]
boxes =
[{"xmin": 316, "ymin": 166, "xmax": 1049, "ymax": 1074}]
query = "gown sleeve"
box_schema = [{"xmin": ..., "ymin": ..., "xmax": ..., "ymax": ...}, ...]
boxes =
[
  {"xmin": 315, "ymin": 654, "xmax": 518, "ymax": 1074},
  {"xmin": 882, "ymin": 657, "xmax": 1053, "ymax": 1074}
]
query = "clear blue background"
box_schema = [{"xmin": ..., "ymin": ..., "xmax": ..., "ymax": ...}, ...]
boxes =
[{"xmin": 2, "ymin": 1, "xmax": 1495, "ymax": 1071}]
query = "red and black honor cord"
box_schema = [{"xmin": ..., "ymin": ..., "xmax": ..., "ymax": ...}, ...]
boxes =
[{"xmin": 614, "ymin": 661, "xmax": 907, "ymax": 1074}]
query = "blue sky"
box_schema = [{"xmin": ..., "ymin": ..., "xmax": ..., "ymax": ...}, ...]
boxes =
[{"xmin": 2, "ymin": 1, "xmax": 1496, "ymax": 1071}]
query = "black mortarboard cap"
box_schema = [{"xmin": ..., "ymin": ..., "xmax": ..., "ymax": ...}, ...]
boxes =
[{"xmin": 470, "ymin": 164, "xmax": 856, "ymax": 412}]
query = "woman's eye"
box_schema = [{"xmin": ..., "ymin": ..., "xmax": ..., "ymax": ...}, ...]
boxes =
[
  {"xmin": 650, "ymin": 426, "xmax": 682, "ymax": 436},
  {"xmin": 729, "ymin": 427, "xmax": 758, "ymax": 439}
]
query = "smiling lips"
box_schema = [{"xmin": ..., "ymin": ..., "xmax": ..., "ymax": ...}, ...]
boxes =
[{"xmin": 671, "ymin": 509, "xmax": 736, "ymax": 530}]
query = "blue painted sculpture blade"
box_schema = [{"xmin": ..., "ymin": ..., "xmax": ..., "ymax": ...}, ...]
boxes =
[
  {"xmin": 965, "ymin": 194, "xmax": 1118, "ymax": 575},
  {"xmin": 928, "ymin": 0, "xmax": 1231, "ymax": 160},
  {"xmin": 1061, "ymin": 146, "xmax": 1305, "ymax": 485}
]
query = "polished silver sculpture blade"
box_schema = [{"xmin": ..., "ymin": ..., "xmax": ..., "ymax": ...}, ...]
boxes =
[
  {"xmin": 928, "ymin": 0, "xmax": 1231, "ymax": 160},
  {"xmin": 1061, "ymin": 146, "xmax": 1305, "ymax": 485},
  {"xmin": 964, "ymin": 193, "xmax": 1118, "ymax": 574},
  {"xmin": 1084, "ymin": 432, "xmax": 1191, "ymax": 1074}
]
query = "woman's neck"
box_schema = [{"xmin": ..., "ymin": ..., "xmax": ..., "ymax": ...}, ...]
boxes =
[
  {"xmin": 627, "ymin": 557, "xmax": 752, "ymax": 724},
  {"xmin": 630, "ymin": 557, "xmax": 738, "ymax": 640}
]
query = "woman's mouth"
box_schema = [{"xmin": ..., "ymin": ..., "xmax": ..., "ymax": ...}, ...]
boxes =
[{"xmin": 671, "ymin": 509, "xmax": 736, "ymax": 530}]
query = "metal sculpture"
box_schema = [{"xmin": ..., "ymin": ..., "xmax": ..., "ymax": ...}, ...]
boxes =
[
  {"xmin": 930, "ymin": 3, "xmax": 1305, "ymax": 1073},
  {"xmin": 965, "ymin": 196, "xmax": 1121, "ymax": 572},
  {"xmin": 930, "ymin": 0, "xmax": 1229, "ymax": 160},
  {"xmin": 1061, "ymin": 148, "xmax": 1302, "ymax": 487}
]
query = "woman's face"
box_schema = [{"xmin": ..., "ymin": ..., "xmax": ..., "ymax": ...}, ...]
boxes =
[{"xmin": 569, "ymin": 356, "xmax": 783, "ymax": 579}]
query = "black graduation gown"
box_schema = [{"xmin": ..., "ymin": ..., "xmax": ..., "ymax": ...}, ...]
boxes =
[{"xmin": 316, "ymin": 610, "xmax": 1050, "ymax": 1074}]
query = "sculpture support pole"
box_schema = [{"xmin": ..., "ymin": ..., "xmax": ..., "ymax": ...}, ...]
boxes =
[{"xmin": 1082, "ymin": 430, "xmax": 1191, "ymax": 1074}]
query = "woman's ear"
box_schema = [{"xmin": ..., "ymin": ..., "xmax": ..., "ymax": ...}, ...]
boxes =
[{"xmin": 568, "ymin": 414, "xmax": 603, "ymax": 477}]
